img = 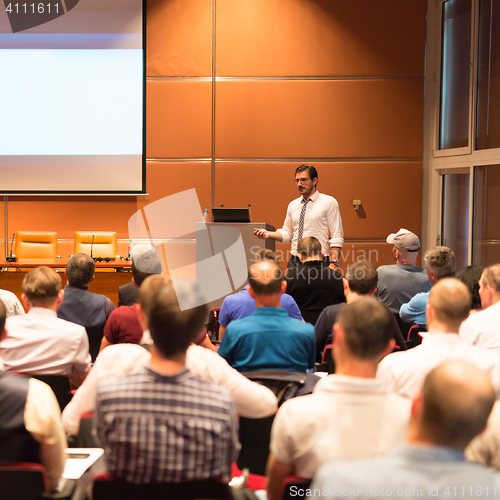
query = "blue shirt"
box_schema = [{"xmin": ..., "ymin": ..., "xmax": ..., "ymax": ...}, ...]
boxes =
[
  {"xmin": 400, "ymin": 291, "xmax": 430, "ymax": 326},
  {"xmin": 311, "ymin": 443, "xmax": 500, "ymax": 499},
  {"xmin": 218, "ymin": 307, "xmax": 315, "ymax": 373},
  {"xmin": 219, "ymin": 286, "xmax": 302, "ymax": 327}
]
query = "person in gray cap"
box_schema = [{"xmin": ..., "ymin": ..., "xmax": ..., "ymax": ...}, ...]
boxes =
[{"xmin": 375, "ymin": 228, "xmax": 431, "ymax": 318}]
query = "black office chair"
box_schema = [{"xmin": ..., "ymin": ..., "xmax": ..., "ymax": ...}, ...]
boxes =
[{"xmin": 92, "ymin": 475, "xmax": 233, "ymax": 500}]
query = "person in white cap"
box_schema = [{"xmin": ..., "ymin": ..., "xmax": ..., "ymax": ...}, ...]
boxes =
[{"xmin": 375, "ymin": 228, "xmax": 431, "ymax": 316}]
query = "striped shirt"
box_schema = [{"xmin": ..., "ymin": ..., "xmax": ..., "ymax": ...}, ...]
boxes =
[{"xmin": 95, "ymin": 366, "xmax": 239, "ymax": 483}]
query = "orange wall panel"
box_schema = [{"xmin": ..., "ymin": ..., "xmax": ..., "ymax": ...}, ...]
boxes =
[
  {"xmin": 7, "ymin": 162, "xmax": 211, "ymax": 247},
  {"xmin": 214, "ymin": 161, "xmax": 422, "ymax": 240},
  {"xmin": 147, "ymin": 0, "xmax": 212, "ymax": 77},
  {"xmin": 215, "ymin": 80, "xmax": 424, "ymax": 159},
  {"xmin": 147, "ymin": 80, "xmax": 212, "ymax": 159},
  {"xmin": 216, "ymin": 0, "xmax": 426, "ymax": 77}
]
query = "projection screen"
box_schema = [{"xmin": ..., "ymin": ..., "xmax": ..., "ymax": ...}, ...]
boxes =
[{"xmin": 0, "ymin": 0, "xmax": 145, "ymax": 193}]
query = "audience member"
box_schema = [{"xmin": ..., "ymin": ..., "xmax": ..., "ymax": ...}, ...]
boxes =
[
  {"xmin": 99, "ymin": 253, "xmax": 162, "ymax": 351},
  {"xmin": 378, "ymin": 278, "xmax": 500, "ymax": 399},
  {"xmin": 63, "ymin": 274, "xmax": 277, "ymax": 436},
  {"xmin": 0, "ymin": 288, "xmax": 24, "ymax": 317},
  {"xmin": 0, "ymin": 300, "xmax": 67, "ymax": 491},
  {"xmin": 57, "ymin": 253, "xmax": 115, "ymax": 360},
  {"xmin": 400, "ymin": 246, "xmax": 456, "ymax": 326},
  {"xmin": 218, "ymin": 249, "xmax": 302, "ymax": 340},
  {"xmin": 1, "ymin": 267, "xmax": 90, "ymax": 387},
  {"xmin": 265, "ymin": 297, "xmax": 411, "ymax": 500},
  {"xmin": 315, "ymin": 261, "xmax": 406, "ymax": 362},
  {"xmin": 460, "ymin": 264, "xmax": 500, "ymax": 359},
  {"xmin": 376, "ymin": 228, "xmax": 431, "ymax": 314},
  {"xmin": 456, "ymin": 265, "xmax": 483, "ymax": 312},
  {"xmin": 312, "ymin": 361, "xmax": 500, "ymax": 499},
  {"xmin": 95, "ymin": 278, "xmax": 239, "ymax": 483},
  {"xmin": 218, "ymin": 259, "xmax": 315, "ymax": 373},
  {"xmin": 118, "ymin": 243, "xmax": 158, "ymax": 306},
  {"xmin": 284, "ymin": 237, "xmax": 345, "ymax": 325}
]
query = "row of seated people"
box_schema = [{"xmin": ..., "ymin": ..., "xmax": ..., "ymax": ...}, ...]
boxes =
[{"xmin": 2, "ymin": 237, "xmax": 500, "ymax": 496}]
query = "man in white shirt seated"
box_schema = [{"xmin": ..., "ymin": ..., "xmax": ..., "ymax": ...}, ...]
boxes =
[
  {"xmin": 460, "ymin": 264, "xmax": 500, "ymax": 360},
  {"xmin": 62, "ymin": 274, "xmax": 278, "ymax": 436},
  {"xmin": 265, "ymin": 297, "xmax": 411, "ymax": 500},
  {"xmin": 378, "ymin": 278, "xmax": 500, "ymax": 399},
  {"xmin": 0, "ymin": 266, "xmax": 91, "ymax": 387},
  {"xmin": 312, "ymin": 360, "xmax": 500, "ymax": 500},
  {"xmin": 0, "ymin": 299, "xmax": 67, "ymax": 491}
]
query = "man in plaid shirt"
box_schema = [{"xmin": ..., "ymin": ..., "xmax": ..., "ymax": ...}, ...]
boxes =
[{"xmin": 95, "ymin": 278, "xmax": 239, "ymax": 483}]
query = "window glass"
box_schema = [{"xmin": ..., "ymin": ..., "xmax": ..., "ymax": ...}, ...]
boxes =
[{"xmin": 439, "ymin": 0, "xmax": 472, "ymax": 150}]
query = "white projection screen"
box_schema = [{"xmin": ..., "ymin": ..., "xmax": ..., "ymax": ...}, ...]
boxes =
[{"xmin": 0, "ymin": 0, "xmax": 145, "ymax": 193}]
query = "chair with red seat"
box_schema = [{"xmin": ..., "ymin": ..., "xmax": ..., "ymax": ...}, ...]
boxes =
[
  {"xmin": 92, "ymin": 473, "xmax": 234, "ymax": 500},
  {"xmin": 279, "ymin": 476, "xmax": 311, "ymax": 500},
  {"xmin": 0, "ymin": 462, "xmax": 75, "ymax": 500}
]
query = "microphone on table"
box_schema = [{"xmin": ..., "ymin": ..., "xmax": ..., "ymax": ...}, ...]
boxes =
[
  {"xmin": 6, "ymin": 232, "xmax": 17, "ymax": 262},
  {"xmin": 90, "ymin": 234, "xmax": 95, "ymax": 260}
]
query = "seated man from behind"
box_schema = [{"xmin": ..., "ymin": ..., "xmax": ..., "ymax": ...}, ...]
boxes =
[
  {"xmin": 99, "ymin": 253, "xmax": 162, "ymax": 351},
  {"xmin": 315, "ymin": 260, "xmax": 406, "ymax": 362},
  {"xmin": 57, "ymin": 253, "xmax": 115, "ymax": 360},
  {"xmin": 312, "ymin": 360, "xmax": 500, "ymax": 499},
  {"xmin": 218, "ymin": 249, "xmax": 302, "ymax": 340},
  {"xmin": 118, "ymin": 243, "xmax": 157, "ymax": 307},
  {"xmin": 378, "ymin": 278, "xmax": 500, "ymax": 400},
  {"xmin": 0, "ymin": 300, "xmax": 67, "ymax": 491},
  {"xmin": 284, "ymin": 236, "xmax": 345, "ymax": 325},
  {"xmin": 95, "ymin": 278, "xmax": 239, "ymax": 483},
  {"xmin": 376, "ymin": 228, "xmax": 431, "ymax": 314},
  {"xmin": 266, "ymin": 297, "xmax": 411, "ymax": 500},
  {"xmin": 400, "ymin": 246, "xmax": 456, "ymax": 327},
  {"xmin": 63, "ymin": 274, "xmax": 277, "ymax": 436},
  {"xmin": 218, "ymin": 259, "xmax": 315, "ymax": 373},
  {"xmin": 460, "ymin": 264, "xmax": 500, "ymax": 359},
  {"xmin": 1, "ymin": 266, "xmax": 91, "ymax": 387}
]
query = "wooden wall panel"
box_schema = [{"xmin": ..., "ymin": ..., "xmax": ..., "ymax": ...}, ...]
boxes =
[
  {"xmin": 215, "ymin": 80, "xmax": 424, "ymax": 159},
  {"xmin": 146, "ymin": 0, "xmax": 212, "ymax": 77},
  {"xmin": 147, "ymin": 80, "xmax": 212, "ymax": 159},
  {"xmin": 215, "ymin": 161, "xmax": 422, "ymax": 241},
  {"xmin": 216, "ymin": 0, "xmax": 426, "ymax": 77},
  {"xmin": 7, "ymin": 162, "xmax": 210, "ymax": 260}
]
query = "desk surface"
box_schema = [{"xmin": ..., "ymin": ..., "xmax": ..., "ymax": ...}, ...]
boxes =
[{"xmin": 4, "ymin": 258, "xmax": 131, "ymax": 270}]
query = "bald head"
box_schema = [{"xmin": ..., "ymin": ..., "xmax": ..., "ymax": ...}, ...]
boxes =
[
  {"xmin": 416, "ymin": 360, "xmax": 495, "ymax": 449},
  {"xmin": 427, "ymin": 278, "xmax": 471, "ymax": 332},
  {"xmin": 248, "ymin": 260, "xmax": 284, "ymax": 296}
]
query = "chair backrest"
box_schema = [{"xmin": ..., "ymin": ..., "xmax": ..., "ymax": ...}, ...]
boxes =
[
  {"xmin": 280, "ymin": 476, "xmax": 311, "ymax": 500},
  {"xmin": 0, "ymin": 463, "xmax": 49, "ymax": 499},
  {"xmin": 92, "ymin": 474, "xmax": 233, "ymax": 500},
  {"xmin": 74, "ymin": 231, "xmax": 117, "ymax": 258},
  {"xmin": 15, "ymin": 231, "xmax": 58, "ymax": 259},
  {"xmin": 208, "ymin": 307, "xmax": 221, "ymax": 341},
  {"xmin": 321, "ymin": 344, "xmax": 335, "ymax": 374},
  {"xmin": 406, "ymin": 324, "xmax": 426, "ymax": 348}
]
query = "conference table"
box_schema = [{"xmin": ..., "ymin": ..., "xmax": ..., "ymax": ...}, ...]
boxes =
[{"xmin": 0, "ymin": 258, "xmax": 132, "ymax": 308}]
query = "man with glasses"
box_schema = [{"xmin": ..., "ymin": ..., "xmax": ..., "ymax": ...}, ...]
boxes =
[{"xmin": 253, "ymin": 164, "xmax": 343, "ymax": 270}]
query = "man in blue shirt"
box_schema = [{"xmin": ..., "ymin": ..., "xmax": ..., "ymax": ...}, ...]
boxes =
[
  {"xmin": 400, "ymin": 246, "xmax": 456, "ymax": 327},
  {"xmin": 218, "ymin": 259, "xmax": 315, "ymax": 373},
  {"xmin": 218, "ymin": 249, "xmax": 302, "ymax": 340},
  {"xmin": 311, "ymin": 360, "xmax": 500, "ymax": 500}
]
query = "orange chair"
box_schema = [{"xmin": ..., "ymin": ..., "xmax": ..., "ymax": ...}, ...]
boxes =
[
  {"xmin": 74, "ymin": 231, "xmax": 117, "ymax": 259},
  {"xmin": 15, "ymin": 231, "xmax": 58, "ymax": 259}
]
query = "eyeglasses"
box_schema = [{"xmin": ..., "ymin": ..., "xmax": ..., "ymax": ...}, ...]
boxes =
[{"xmin": 294, "ymin": 178, "xmax": 311, "ymax": 185}]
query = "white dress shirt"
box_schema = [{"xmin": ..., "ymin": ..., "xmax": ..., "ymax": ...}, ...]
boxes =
[
  {"xmin": 377, "ymin": 333, "xmax": 500, "ymax": 399},
  {"xmin": 277, "ymin": 190, "xmax": 344, "ymax": 257},
  {"xmin": 62, "ymin": 342, "xmax": 278, "ymax": 435},
  {"xmin": 1, "ymin": 307, "xmax": 91, "ymax": 381},
  {"xmin": 0, "ymin": 289, "xmax": 25, "ymax": 317},
  {"xmin": 270, "ymin": 374, "xmax": 410, "ymax": 478},
  {"xmin": 460, "ymin": 301, "xmax": 500, "ymax": 361}
]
